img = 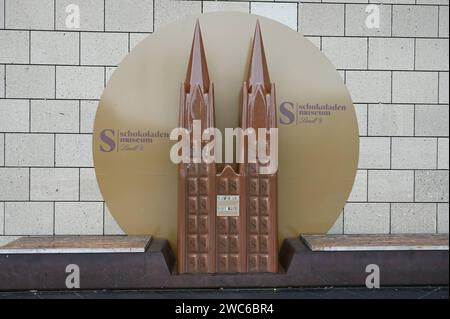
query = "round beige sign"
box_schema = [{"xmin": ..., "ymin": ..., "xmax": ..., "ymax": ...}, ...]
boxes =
[{"xmin": 93, "ymin": 12, "xmax": 359, "ymax": 253}]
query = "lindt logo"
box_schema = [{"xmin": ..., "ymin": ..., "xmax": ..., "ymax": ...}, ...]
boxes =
[{"xmin": 99, "ymin": 128, "xmax": 170, "ymax": 152}]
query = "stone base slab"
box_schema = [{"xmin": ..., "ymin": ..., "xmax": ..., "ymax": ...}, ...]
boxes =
[{"xmin": 0, "ymin": 236, "xmax": 448, "ymax": 290}]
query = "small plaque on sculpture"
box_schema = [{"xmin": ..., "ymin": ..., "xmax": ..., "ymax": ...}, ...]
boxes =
[{"xmin": 217, "ymin": 195, "xmax": 240, "ymax": 217}]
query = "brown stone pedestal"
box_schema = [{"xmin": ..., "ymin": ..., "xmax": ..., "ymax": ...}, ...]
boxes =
[{"xmin": 0, "ymin": 235, "xmax": 448, "ymax": 291}]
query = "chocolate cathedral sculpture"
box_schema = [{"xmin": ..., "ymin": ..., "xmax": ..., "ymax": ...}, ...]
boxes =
[{"xmin": 178, "ymin": 20, "xmax": 278, "ymax": 274}]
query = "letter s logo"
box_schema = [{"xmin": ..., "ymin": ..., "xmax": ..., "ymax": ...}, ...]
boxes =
[
  {"xmin": 279, "ymin": 102, "xmax": 295, "ymax": 125},
  {"xmin": 100, "ymin": 129, "xmax": 116, "ymax": 152}
]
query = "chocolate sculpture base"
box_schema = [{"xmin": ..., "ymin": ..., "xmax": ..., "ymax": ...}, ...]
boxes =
[{"xmin": 0, "ymin": 236, "xmax": 448, "ymax": 290}]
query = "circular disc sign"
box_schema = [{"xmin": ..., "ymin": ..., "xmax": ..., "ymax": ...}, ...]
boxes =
[{"xmin": 93, "ymin": 12, "xmax": 359, "ymax": 253}]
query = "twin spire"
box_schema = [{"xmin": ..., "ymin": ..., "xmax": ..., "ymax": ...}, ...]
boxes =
[
  {"xmin": 247, "ymin": 20, "xmax": 271, "ymax": 94},
  {"xmin": 185, "ymin": 20, "xmax": 211, "ymax": 93},
  {"xmin": 178, "ymin": 20, "xmax": 278, "ymax": 274},
  {"xmin": 184, "ymin": 19, "xmax": 272, "ymax": 96}
]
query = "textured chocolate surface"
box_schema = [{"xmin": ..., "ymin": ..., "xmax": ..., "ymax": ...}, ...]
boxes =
[
  {"xmin": 177, "ymin": 21, "xmax": 278, "ymax": 273},
  {"xmin": 178, "ymin": 21, "xmax": 217, "ymax": 273}
]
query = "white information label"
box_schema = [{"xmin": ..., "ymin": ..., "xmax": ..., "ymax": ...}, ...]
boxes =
[{"xmin": 217, "ymin": 195, "xmax": 240, "ymax": 217}]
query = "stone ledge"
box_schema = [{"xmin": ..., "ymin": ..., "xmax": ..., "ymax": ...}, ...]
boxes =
[
  {"xmin": 0, "ymin": 235, "xmax": 448, "ymax": 290},
  {"xmin": 0, "ymin": 236, "xmax": 151, "ymax": 254},
  {"xmin": 301, "ymin": 234, "xmax": 449, "ymax": 251}
]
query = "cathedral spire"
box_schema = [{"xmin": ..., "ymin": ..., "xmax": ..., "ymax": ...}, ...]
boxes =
[
  {"xmin": 185, "ymin": 19, "xmax": 210, "ymax": 93},
  {"xmin": 247, "ymin": 20, "xmax": 271, "ymax": 93}
]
